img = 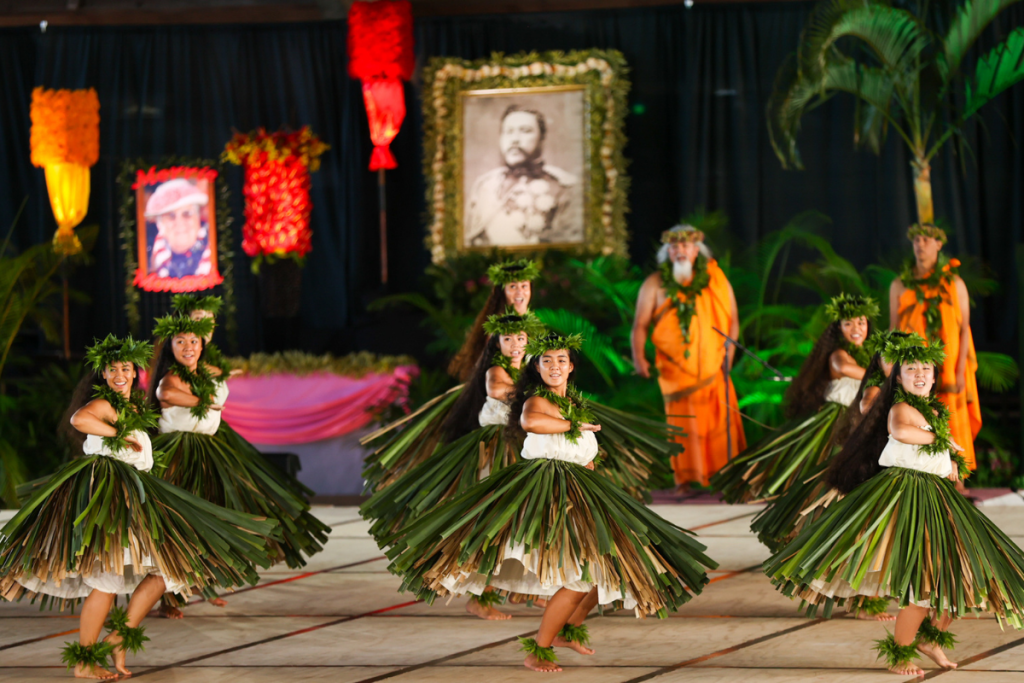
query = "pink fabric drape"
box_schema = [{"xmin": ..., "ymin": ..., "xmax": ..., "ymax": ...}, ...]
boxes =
[{"xmin": 221, "ymin": 366, "xmax": 416, "ymax": 445}]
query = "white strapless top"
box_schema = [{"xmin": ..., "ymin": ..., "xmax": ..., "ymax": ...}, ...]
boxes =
[
  {"xmin": 878, "ymin": 431, "xmax": 952, "ymax": 477},
  {"xmin": 158, "ymin": 382, "xmax": 229, "ymax": 435},
  {"xmin": 824, "ymin": 377, "xmax": 861, "ymax": 407},
  {"xmin": 479, "ymin": 396, "xmax": 511, "ymax": 427},
  {"xmin": 521, "ymin": 431, "xmax": 598, "ymax": 466},
  {"xmin": 82, "ymin": 430, "xmax": 154, "ymax": 472}
]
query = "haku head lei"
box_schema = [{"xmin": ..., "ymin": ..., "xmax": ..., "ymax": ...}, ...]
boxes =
[
  {"xmin": 525, "ymin": 332, "xmax": 584, "ymax": 359},
  {"xmin": 85, "ymin": 334, "xmax": 153, "ymax": 372},
  {"xmin": 152, "ymin": 313, "xmax": 215, "ymax": 341},
  {"xmin": 661, "ymin": 226, "xmax": 705, "ymax": 244},
  {"xmin": 864, "ymin": 329, "xmax": 912, "ymax": 358},
  {"xmin": 487, "ymin": 258, "xmax": 541, "ymax": 286},
  {"xmin": 483, "ymin": 308, "xmax": 546, "ymax": 338},
  {"xmin": 907, "ymin": 223, "xmax": 947, "ymax": 245},
  {"xmin": 881, "ymin": 333, "xmax": 945, "ymax": 367},
  {"xmin": 824, "ymin": 293, "xmax": 879, "ymax": 323},
  {"xmin": 171, "ymin": 294, "xmax": 223, "ymax": 316}
]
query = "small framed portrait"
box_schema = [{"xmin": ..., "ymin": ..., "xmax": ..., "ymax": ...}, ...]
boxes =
[
  {"xmin": 460, "ymin": 86, "xmax": 587, "ymax": 250},
  {"xmin": 131, "ymin": 167, "xmax": 223, "ymax": 292}
]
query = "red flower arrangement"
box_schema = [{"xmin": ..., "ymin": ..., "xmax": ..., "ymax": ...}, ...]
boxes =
[
  {"xmin": 222, "ymin": 127, "xmax": 329, "ymax": 270},
  {"xmin": 348, "ymin": 0, "xmax": 414, "ymax": 171}
]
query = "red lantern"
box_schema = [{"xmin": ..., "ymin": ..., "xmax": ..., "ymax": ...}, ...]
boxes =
[{"xmin": 348, "ymin": 0, "xmax": 414, "ymax": 171}]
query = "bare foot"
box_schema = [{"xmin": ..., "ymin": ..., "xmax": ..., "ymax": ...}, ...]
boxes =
[
  {"xmin": 855, "ymin": 610, "xmax": 896, "ymax": 621},
  {"xmin": 888, "ymin": 659, "xmax": 924, "ymax": 676},
  {"xmin": 157, "ymin": 603, "xmax": 183, "ymax": 619},
  {"xmin": 465, "ymin": 598, "xmax": 511, "ymax": 621},
  {"xmin": 209, "ymin": 597, "xmax": 228, "ymax": 608},
  {"xmin": 73, "ymin": 663, "xmax": 117, "ymax": 680},
  {"xmin": 103, "ymin": 633, "xmax": 131, "ymax": 678},
  {"xmin": 918, "ymin": 642, "xmax": 958, "ymax": 670},
  {"xmin": 524, "ymin": 654, "xmax": 561, "ymax": 672},
  {"xmin": 532, "ymin": 598, "xmax": 548, "ymax": 608},
  {"xmin": 552, "ymin": 634, "xmax": 595, "ymax": 655}
]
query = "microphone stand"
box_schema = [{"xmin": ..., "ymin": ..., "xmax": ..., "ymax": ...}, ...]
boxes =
[{"xmin": 712, "ymin": 327, "xmax": 791, "ymax": 382}]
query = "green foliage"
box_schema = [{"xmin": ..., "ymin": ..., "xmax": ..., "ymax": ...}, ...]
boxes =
[
  {"xmin": 558, "ymin": 623, "xmax": 591, "ymax": 646},
  {"xmin": 518, "ymin": 637, "xmax": 558, "ymax": 662},
  {"xmin": 873, "ymin": 632, "xmax": 920, "ymax": 668},
  {"xmin": 975, "ymin": 352, "xmax": 1019, "ymax": 393},
  {"xmin": 229, "ymin": 350, "xmax": 416, "ymax": 379}
]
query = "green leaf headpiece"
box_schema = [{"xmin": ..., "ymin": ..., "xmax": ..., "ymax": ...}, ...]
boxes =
[
  {"xmin": 881, "ymin": 332, "xmax": 945, "ymax": 367},
  {"xmin": 907, "ymin": 223, "xmax": 947, "ymax": 245},
  {"xmin": 152, "ymin": 313, "xmax": 215, "ymax": 341},
  {"xmin": 487, "ymin": 258, "xmax": 541, "ymax": 286},
  {"xmin": 661, "ymin": 226, "xmax": 705, "ymax": 244},
  {"xmin": 824, "ymin": 293, "xmax": 879, "ymax": 323},
  {"xmin": 864, "ymin": 329, "xmax": 913, "ymax": 358},
  {"xmin": 85, "ymin": 334, "xmax": 154, "ymax": 372},
  {"xmin": 525, "ymin": 332, "xmax": 584, "ymax": 359},
  {"xmin": 482, "ymin": 308, "xmax": 546, "ymax": 338},
  {"xmin": 171, "ymin": 294, "xmax": 223, "ymax": 315}
]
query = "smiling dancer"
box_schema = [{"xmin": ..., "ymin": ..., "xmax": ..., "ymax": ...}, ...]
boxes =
[
  {"xmin": 713, "ymin": 294, "xmax": 877, "ymax": 508},
  {"xmin": 384, "ymin": 333, "xmax": 717, "ymax": 672},
  {"xmin": 766, "ymin": 335, "xmax": 1024, "ymax": 676},
  {"xmin": 0, "ymin": 336, "xmax": 276, "ymax": 679}
]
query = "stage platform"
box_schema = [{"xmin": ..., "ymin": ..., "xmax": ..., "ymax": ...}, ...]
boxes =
[{"xmin": 2, "ymin": 500, "xmax": 1024, "ymax": 682}]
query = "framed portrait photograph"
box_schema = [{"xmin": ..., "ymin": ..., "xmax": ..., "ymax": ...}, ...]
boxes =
[
  {"xmin": 459, "ymin": 86, "xmax": 587, "ymax": 250},
  {"xmin": 422, "ymin": 50, "xmax": 630, "ymax": 264},
  {"xmin": 131, "ymin": 166, "xmax": 224, "ymax": 292}
]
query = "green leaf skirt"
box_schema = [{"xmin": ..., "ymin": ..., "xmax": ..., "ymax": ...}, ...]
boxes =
[
  {"xmin": 361, "ymin": 424, "xmax": 516, "ymax": 544},
  {"xmin": 153, "ymin": 425, "xmax": 329, "ymax": 569},
  {"xmin": 765, "ymin": 467, "xmax": 1024, "ymax": 627},
  {"xmin": 0, "ymin": 456, "xmax": 279, "ymax": 610},
  {"xmin": 383, "ymin": 458, "xmax": 718, "ymax": 617},
  {"xmin": 361, "ymin": 386, "xmax": 463, "ymax": 494},
  {"xmin": 589, "ymin": 401, "xmax": 677, "ymax": 501},
  {"xmin": 711, "ymin": 402, "xmax": 844, "ymax": 504},
  {"xmin": 750, "ymin": 462, "xmax": 831, "ymax": 553}
]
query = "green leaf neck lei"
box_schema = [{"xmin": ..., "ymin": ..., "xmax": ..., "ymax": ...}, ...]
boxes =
[
  {"xmin": 893, "ymin": 387, "xmax": 954, "ymax": 457},
  {"xmin": 91, "ymin": 386, "xmax": 158, "ymax": 454},
  {"xmin": 864, "ymin": 368, "xmax": 885, "ymax": 389},
  {"xmin": 202, "ymin": 343, "xmax": 231, "ymax": 380},
  {"xmin": 170, "ymin": 361, "xmax": 219, "ymax": 420},
  {"xmin": 899, "ymin": 255, "xmax": 957, "ymax": 343},
  {"xmin": 659, "ymin": 255, "xmax": 711, "ymax": 359},
  {"xmin": 839, "ymin": 340, "xmax": 871, "ymax": 370},
  {"xmin": 532, "ymin": 383, "xmax": 595, "ymax": 444},
  {"xmin": 491, "ymin": 353, "xmax": 520, "ymax": 383}
]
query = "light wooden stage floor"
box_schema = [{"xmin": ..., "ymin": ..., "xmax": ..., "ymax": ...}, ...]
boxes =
[{"xmin": 2, "ymin": 502, "xmax": 1024, "ymax": 682}]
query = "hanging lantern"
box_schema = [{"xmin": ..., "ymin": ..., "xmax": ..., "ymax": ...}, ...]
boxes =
[
  {"xmin": 348, "ymin": 0, "xmax": 414, "ymax": 171},
  {"xmin": 222, "ymin": 126, "xmax": 329, "ymax": 272},
  {"xmin": 29, "ymin": 87, "xmax": 100, "ymax": 256}
]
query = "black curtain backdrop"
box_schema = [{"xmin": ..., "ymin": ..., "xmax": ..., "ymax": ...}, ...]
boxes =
[{"xmin": 1, "ymin": 2, "xmax": 1021, "ymax": 357}]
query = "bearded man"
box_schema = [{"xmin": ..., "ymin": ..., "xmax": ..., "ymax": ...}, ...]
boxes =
[
  {"xmin": 631, "ymin": 225, "xmax": 746, "ymax": 487},
  {"xmin": 889, "ymin": 223, "xmax": 981, "ymax": 473}
]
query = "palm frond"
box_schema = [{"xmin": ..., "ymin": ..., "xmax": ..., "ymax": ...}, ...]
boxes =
[
  {"xmin": 534, "ymin": 308, "xmax": 631, "ymax": 385},
  {"xmin": 975, "ymin": 352, "xmax": 1019, "ymax": 393},
  {"xmin": 944, "ymin": 0, "xmax": 1024, "ymax": 77},
  {"xmin": 767, "ymin": 53, "xmax": 821, "ymax": 168},
  {"xmin": 823, "ymin": 6, "xmax": 930, "ymax": 76},
  {"xmin": 963, "ymin": 26, "xmax": 1024, "ymax": 121}
]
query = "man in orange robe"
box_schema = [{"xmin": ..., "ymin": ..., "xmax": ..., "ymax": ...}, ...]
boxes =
[
  {"xmin": 632, "ymin": 225, "xmax": 746, "ymax": 487},
  {"xmin": 889, "ymin": 223, "xmax": 981, "ymax": 472}
]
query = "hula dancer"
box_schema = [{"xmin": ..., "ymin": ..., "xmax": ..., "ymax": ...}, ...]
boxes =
[
  {"xmin": 169, "ymin": 293, "xmax": 235, "ymax": 376},
  {"xmin": 362, "ymin": 258, "xmax": 539, "ymax": 491},
  {"xmin": 149, "ymin": 313, "xmax": 329, "ymax": 617},
  {"xmin": 713, "ymin": 294, "xmax": 877, "ymax": 507},
  {"xmin": 384, "ymin": 333, "xmax": 717, "ymax": 672},
  {"xmin": 766, "ymin": 336, "xmax": 1024, "ymax": 676},
  {"xmin": 0, "ymin": 336, "xmax": 277, "ymax": 679}
]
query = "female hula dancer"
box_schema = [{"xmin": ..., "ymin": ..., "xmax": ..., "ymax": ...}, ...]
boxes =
[
  {"xmin": 362, "ymin": 309, "xmax": 544, "ymax": 620},
  {"xmin": 383, "ymin": 333, "xmax": 718, "ymax": 672},
  {"xmin": 362, "ymin": 259, "xmax": 540, "ymax": 492},
  {"xmin": 149, "ymin": 313, "xmax": 329, "ymax": 617},
  {"xmin": 713, "ymin": 293, "xmax": 877, "ymax": 509},
  {"xmin": 765, "ymin": 334, "xmax": 1024, "ymax": 676},
  {"xmin": 0, "ymin": 336, "xmax": 277, "ymax": 679}
]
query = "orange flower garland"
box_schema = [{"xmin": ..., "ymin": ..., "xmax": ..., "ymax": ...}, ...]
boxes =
[
  {"xmin": 222, "ymin": 127, "xmax": 328, "ymax": 270},
  {"xmin": 30, "ymin": 87, "xmax": 100, "ymax": 255}
]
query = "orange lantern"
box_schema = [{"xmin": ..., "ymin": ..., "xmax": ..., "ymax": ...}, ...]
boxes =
[{"xmin": 29, "ymin": 87, "xmax": 100, "ymax": 255}]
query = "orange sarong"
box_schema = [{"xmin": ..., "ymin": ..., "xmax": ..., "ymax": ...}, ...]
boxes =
[
  {"xmin": 651, "ymin": 260, "xmax": 746, "ymax": 486},
  {"xmin": 897, "ymin": 266, "xmax": 982, "ymax": 469}
]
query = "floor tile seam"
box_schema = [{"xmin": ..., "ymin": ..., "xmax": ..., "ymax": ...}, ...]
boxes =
[
  {"xmin": 616, "ymin": 617, "xmax": 828, "ymax": 683},
  {"xmin": 686, "ymin": 511, "xmax": 759, "ymax": 532},
  {"xmin": 920, "ymin": 633, "xmax": 1024, "ymax": 680},
  {"xmin": 129, "ymin": 599, "xmax": 419, "ymax": 679}
]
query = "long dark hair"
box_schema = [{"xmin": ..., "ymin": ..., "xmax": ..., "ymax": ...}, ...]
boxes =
[
  {"xmin": 442, "ymin": 334, "xmax": 503, "ymax": 439},
  {"xmin": 448, "ymin": 286, "xmax": 508, "ymax": 382},
  {"xmin": 60, "ymin": 366, "xmax": 142, "ymax": 454},
  {"xmin": 784, "ymin": 320, "xmax": 873, "ymax": 418},
  {"xmin": 505, "ymin": 351, "xmax": 578, "ymax": 443},
  {"xmin": 147, "ymin": 337, "xmax": 206, "ymax": 407},
  {"xmin": 832, "ymin": 353, "xmax": 884, "ymax": 445}
]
